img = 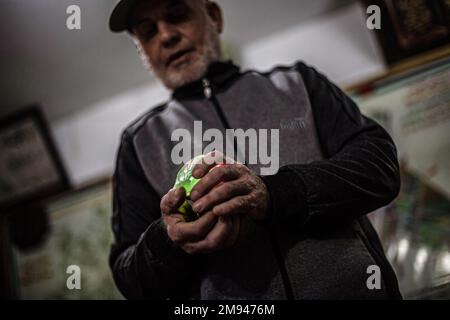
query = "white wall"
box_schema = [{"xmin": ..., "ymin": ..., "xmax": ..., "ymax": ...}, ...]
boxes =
[
  {"xmin": 241, "ymin": 2, "xmax": 386, "ymax": 87},
  {"xmin": 52, "ymin": 2, "xmax": 388, "ymax": 186},
  {"xmin": 52, "ymin": 83, "xmax": 169, "ymax": 185}
]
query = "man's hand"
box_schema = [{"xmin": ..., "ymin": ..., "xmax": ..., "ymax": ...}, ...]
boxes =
[
  {"xmin": 190, "ymin": 151, "xmax": 271, "ymax": 221},
  {"xmin": 160, "ymin": 187, "xmax": 240, "ymax": 255}
]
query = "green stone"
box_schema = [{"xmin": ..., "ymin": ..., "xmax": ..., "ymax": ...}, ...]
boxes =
[{"xmin": 173, "ymin": 155, "xmax": 203, "ymax": 222}]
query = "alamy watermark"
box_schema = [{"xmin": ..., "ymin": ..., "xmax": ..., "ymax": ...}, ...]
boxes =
[
  {"xmin": 366, "ymin": 5, "xmax": 381, "ymax": 30},
  {"xmin": 66, "ymin": 5, "xmax": 81, "ymax": 30},
  {"xmin": 65, "ymin": 5, "xmax": 382, "ymax": 31},
  {"xmin": 66, "ymin": 265, "xmax": 81, "ymax": 290},
  {"xmin": 171, "ymin": 121, "xmax": 280, "ymax": 175},
  {"xmin": 366, "ymin": 265, "xmax": 381, "ymax": 290}
]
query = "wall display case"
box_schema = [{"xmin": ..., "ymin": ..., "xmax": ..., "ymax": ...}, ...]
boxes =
[
  {"xmin": 351, "ymin": 58, "xmax": 450, "ymax": 298},
  {"xmin": 12, "ymin": 180, "xmax": 122, "ymax": 299}
]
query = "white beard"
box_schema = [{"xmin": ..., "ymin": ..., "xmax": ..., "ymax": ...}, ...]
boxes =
[{"xmin": 151, "ymin": 24, "xmax": 222, "ymax": 90}]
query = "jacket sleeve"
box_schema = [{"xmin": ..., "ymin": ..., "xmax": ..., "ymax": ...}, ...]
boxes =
[
  {"xmin": 109, "ymin": 131, "xmax": 199, "ymax": 299},
  {"xmin": 261, "ymin": 62, "xmax": 400, "ymax": 229}
]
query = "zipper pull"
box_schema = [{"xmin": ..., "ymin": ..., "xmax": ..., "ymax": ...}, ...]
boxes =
[{"xmin": 202, "ymin": 78, "xmax": 212, "ymax": 99}]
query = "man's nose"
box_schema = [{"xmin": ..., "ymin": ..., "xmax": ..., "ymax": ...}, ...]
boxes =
[{"xmin": 157, "ymin": 21, "xmax": 181, "ymax": 48}]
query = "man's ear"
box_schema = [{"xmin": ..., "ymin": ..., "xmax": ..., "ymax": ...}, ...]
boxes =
[{"xmin": 205, "ymin": 1, "xmax": 224, "ymax": 34}]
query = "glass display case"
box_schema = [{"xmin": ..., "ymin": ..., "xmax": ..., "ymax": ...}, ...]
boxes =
[{"xmin": 351, "ymin": 58, "xmax": 450, "ymax": 299}]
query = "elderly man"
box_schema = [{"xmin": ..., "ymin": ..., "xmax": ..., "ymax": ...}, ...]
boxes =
[{"xmin": 108, "ymin": 0, "xmax": 402, "ymax": 300}]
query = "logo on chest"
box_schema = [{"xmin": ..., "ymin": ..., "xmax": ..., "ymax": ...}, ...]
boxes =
[{"xmin": 280, "ymin": 117, "xmax": 306, "ymax": 130}]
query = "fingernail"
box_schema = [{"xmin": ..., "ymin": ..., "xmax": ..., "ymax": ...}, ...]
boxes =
[{"xmin": 192, "ymin": 169, "xmax": 201, "ymax": 178}]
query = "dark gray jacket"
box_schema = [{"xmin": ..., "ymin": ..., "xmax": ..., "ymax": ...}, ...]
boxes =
[{"xmin": 109, "ymin": 60, "xmax": 402, "ymax": 300}]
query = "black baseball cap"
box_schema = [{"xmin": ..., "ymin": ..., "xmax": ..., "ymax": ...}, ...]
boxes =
[{"xmin": 109, "ymin": 0, "xmax": 140, "ymax": 32}]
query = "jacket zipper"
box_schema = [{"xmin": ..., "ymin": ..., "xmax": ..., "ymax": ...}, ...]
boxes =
[
  {"xmin": 202, "ymin": 77, "xmax": 295, "ymax": 300},
  {"xmin": 202, "ymin": 78, "xmax": 241, "ymax": 161}
]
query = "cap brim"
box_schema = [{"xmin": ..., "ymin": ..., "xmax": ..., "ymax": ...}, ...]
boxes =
[{"xmin": 109, "ymin": 0, "xmax": 139, "ymax": 32}]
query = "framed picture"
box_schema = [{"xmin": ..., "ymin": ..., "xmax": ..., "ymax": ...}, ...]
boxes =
[
  {"xmin": 0, "ymin": 105, "xmax": 69, "ymax": 211},
  {"xmin": 365, "ymin": 0, "xmax": 450, "ymax": 65}
]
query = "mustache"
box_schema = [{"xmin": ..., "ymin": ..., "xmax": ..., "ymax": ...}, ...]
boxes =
[{"xmin": 166, "ymin": 47, "xmax": 196, "ymax": 67}]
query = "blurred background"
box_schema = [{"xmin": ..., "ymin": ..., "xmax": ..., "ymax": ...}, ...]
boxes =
[{"xmin": 0, "ymin": 0, "xmax": 449, "ymax": 300}]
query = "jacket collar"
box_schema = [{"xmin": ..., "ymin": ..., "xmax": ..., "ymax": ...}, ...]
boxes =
[{"xmin": 172, "ymin": 60, "xmax": 241, "ymax": 100}]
